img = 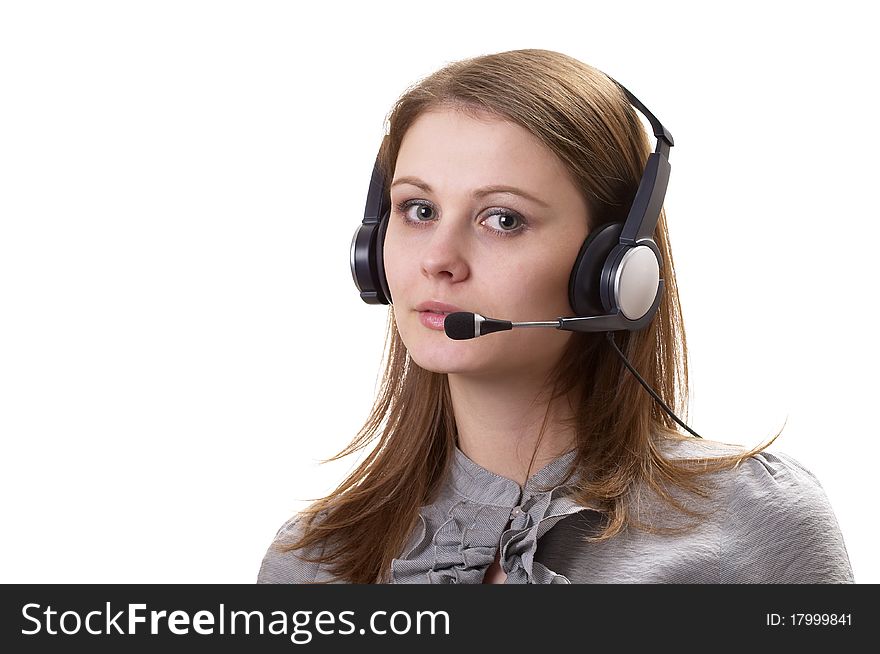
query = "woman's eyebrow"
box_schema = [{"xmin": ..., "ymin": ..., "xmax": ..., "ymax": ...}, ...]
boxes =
[{"xmin": 390, "ymin": 176, "xmax": 550, "ymax": 209}]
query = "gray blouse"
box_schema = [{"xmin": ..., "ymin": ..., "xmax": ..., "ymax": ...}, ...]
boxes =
[{"xmin": 257, "ymin": 438, "xmax": 854, "ymax": 584}]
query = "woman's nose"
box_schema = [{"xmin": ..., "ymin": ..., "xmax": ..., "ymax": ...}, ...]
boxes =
[{"xmin": 419, "ymin": 215, "xmax": 470, "ymax": 281}]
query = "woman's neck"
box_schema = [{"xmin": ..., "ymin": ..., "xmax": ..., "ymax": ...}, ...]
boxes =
[{"xmin": 447, "ymin": 371, "xmax": 577, "ymax": 487}]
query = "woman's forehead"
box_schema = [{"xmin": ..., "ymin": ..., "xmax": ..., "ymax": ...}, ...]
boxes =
[{"xmin": 394, "ymin": 109, "xmax": 572, "ymax": 195}]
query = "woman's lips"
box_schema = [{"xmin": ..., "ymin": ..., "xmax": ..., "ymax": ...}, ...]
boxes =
[{"xmin": 419, "ymin": 311, "xmax": 449, "ymax": 331}]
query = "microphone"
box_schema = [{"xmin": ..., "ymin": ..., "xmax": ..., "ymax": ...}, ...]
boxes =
[{"xmin": 443, "ymin": 311, "xmax": 703, "ymax": 439}]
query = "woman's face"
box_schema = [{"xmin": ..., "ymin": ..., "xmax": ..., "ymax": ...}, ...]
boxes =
[{"xmin": 384, "ymin": 107, "xmax": 591, "ymax": 379}]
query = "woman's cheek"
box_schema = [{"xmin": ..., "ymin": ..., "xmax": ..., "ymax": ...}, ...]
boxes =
[{"xmin": 383, "ymin": 242, "xmax": 405, "ymax": 294}]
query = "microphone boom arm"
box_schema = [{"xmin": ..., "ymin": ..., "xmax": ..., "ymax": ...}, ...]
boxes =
[{"xmin": 448, "ymin": 282, "xmax": 664, "ymax": 338}]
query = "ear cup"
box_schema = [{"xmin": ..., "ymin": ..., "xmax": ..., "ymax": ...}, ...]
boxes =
[
  {"xmin": 568, "ymin": 222, "xmax": 623, "ymax": 316},
  {"xmin": 603, "ymin": 242, "xmax": 661, "ymax": 320},
  {"xmin": 350, "ymin": 210, "xmax": 392, "ymax": 305},
  {"xmin": 351, "ymin": 154, "xmax": 393, "ymax": 305}
]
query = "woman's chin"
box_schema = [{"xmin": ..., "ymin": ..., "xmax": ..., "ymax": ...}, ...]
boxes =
[
  {"xmin": 409, "ymin": 352, "xmax": 470, "ymax": 374},
  {"xmin": 399, "ymin": 321, "xmax": 502, "ymax": 374},
  {"xmin": 406, "ymin": 343, "xmax": 485, "ymax": 375}
]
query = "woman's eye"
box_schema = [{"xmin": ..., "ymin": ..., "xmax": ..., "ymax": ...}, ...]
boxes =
[
  {"xmin": 411, "ymin": 203, "xmax": 435, "ymax": 221},
  {"xmin": 394, "ymin": 200, "xmax": 437, "ymax": 224},
  {"xmin": 483, "ymin": 212, "xmax": 522, "ymax": 232}
]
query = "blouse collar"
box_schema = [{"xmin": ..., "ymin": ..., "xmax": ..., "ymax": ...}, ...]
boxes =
[{"xmin": 449, "ymin": 444, "xmax": 582, "ymax": 507}]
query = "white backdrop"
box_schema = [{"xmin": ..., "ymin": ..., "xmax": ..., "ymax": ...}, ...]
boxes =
[{"xmin": 1, "ymin": 0, "xmax": 876, "ymax": 583}]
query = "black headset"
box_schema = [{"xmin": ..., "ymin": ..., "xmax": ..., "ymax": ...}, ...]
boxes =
[{"xmin": 350, "ymin": 74, "xmax": 674, "ymax": 334}]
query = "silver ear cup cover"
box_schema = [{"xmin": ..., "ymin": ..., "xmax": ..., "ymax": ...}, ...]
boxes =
[{"xmin": 613, "ymin": 245, "xmax": 661, "ymax": 320}]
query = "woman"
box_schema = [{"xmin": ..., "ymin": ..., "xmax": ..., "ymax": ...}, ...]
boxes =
[{"xmin": 258, "ymin": 49, "xmax": 854, "ymax": 584}]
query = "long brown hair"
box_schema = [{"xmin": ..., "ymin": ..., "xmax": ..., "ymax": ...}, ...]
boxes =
[{"xmin": 277, "ymin": 49, "xmax": 781, "ymax": 583}]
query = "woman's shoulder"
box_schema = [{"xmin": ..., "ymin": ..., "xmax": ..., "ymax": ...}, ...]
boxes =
[
  {"xmin": 257, "ymin": 512, "xmax": 344, "ymax": 584},
  {"xmin": 659, "ymin": 436, "xmax": 854, "ymax": 583},
  {"xmin": 664, "ymin": 438, "xmax": 839, "ymax": 520},
  {"xmin": 724, "ymin": 447, "xmax": 853, "ymax": 582}
]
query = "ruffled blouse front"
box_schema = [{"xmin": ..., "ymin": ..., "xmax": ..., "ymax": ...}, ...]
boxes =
[{"xmin": 390, "ymin": 446, "xmax": 600, "ymax": 584}]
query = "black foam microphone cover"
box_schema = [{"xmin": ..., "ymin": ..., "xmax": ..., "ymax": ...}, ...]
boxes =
[{"xmin": 444, "ymin": 312, "xmax": 477, "ymax": 340}]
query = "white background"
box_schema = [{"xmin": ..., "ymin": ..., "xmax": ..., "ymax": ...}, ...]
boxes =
[{"xmin": 1, "ymin": 0, "xmax": 876, "ymax": 583}]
